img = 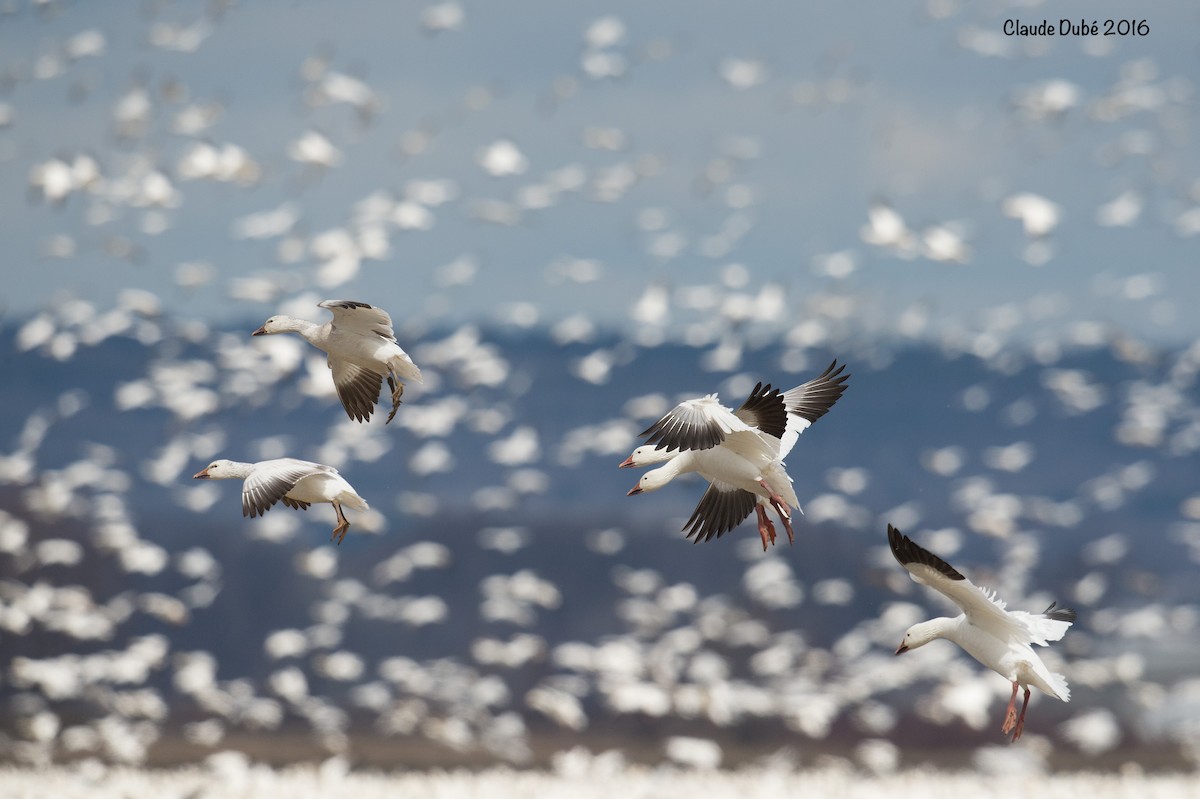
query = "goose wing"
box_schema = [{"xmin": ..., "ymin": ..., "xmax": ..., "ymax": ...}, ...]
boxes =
[
  {"xmin": 243, "ymin": 459, "xmax": 332, "ymax": 518},
  {"xmin": 320, "ymin": 300, "xmax": 397, "ymax": 342},
  {"xmin": 887, "ymin": 524, "xmax": 1029, "ymax": 642},
  {"xmin": 682, "ymin": 481, "xmax": 759, "ymax": 543},
  {"xmin": 639, "ymin": 394, "xmax": 757, "ymax": 453},
  {"xmin": 329, "ymin": 358, "xmax": 382, "ymax": 422},
  {"xmin": 778, "ymin": 360, "xmax": 851, "ymax": 458}
]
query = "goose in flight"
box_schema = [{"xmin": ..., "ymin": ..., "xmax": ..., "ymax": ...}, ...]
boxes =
[
  {"xmin": 193, "ymin": 458, "xmax": 369, "ymax": 545},
  {"xmin": 622, "ymin": 360, "xmax": 849, "ymax": 549},
  {"xmin": 253, "ymin": 300, "xmax": 422, "ymax": 424},
  {"xmin": 887, "ymin": 524, "xmax": 1076, "ymax": 741}
]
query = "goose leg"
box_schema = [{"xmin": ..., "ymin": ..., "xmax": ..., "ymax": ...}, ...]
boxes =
[
  {"xmin": 386, "ymin": 370, "xmax": 404, "ymax": 424},
  {"xmin": 1001, "ymin": 681, "xmax": 1020, "ymax": 735},
  {"xmin": 758, "ymin": 480, "xmax": 795, "ymax": 545},
  {"xmin": 331, "ymin": 502, "xmax": 350, "ymax": 545},
  {"xmin": 754, "ymin": 504, "xmax": 777, "ymax": 550},
  {"xmin": 1011, "ymin": 686, "xmax": 1031, "ymax": 742}
]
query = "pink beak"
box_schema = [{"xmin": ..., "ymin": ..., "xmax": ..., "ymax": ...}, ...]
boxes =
[
  {"xmin": 895, "ymin": 643, "xmax": 908, "ymax": 655},
  {"xmin": 618, "ymin": 455, "xmax": 635, "ymax": 468},
  {"xmin": 627, "ymin": 485, "xmax": 644, "ymax": 496},
  {"xmin": 251, "ymin": 326, "xmax": 267, "ymax": 336},
  {"xmin": 193, "ymin": 468, "xmax": 210, "ymax": 479}
]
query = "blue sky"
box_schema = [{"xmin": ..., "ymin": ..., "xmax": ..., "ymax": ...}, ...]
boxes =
[{"xmin": 2, "ymin": 0, "xmax": 1197, "ymax": 342}]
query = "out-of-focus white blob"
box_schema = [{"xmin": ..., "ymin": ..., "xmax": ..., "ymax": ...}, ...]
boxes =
[
  {"xmin": 584, "ymin": 16, "xmax": 625, "ymax": 49},
  {"xmin": 1013, "ymin": 79, "xmax": 1081, "ymax": 120},
  {"xmin": 173, "ymin": 100, "xmax": 222, "ymax": 135},
  {"xmin": 173, "ymin": 549, "xmax": 219, "ymax": 583},
  {"xmin": 972, "ymin": 743, "xmax": 1047, "ymax": 776},
  {"xmin": 177, "ymin": 142, "xmax": 261, "ymax": 185},
  {"xmin": 264, "ymin": 629, "xmax": 308, "ymax": 660},
  {"xmin": 1083, "ymin": 533, "xmax": 1128, "ymax": 565},
  {"xmin": 478, "ymin": 527, "xmax": 531, "ymax": 554},
  {"xmin": 112, "ymin": 87, "xmax": 152, "ymax": 138},
  {"xmin": 477, "ymin": 139, "xmax": 528, "ymax": 177},
  {"xmin": 231, "ymin": 204, "xmax": 299, "ymax": 240},
  {"xmin": 0, "ymin": 511, "xmax": 30, "ymax": 552},
  {"xmin": 856, "ymin": 738, "xmax": 900, "ymax": 775},
  {"xmin": 472, "ymin": 634, "xmax": 545, "ymax": 668},
  {"xmin": 489, "ymin": 426, "xmax": 540, "ymax": 465},
  {"xmin": 1060, "ymin": 709, "xmax": 1121, "ymax": 755},
  {"xmin": 409, "ymin": 441, "xmax": 455, "ymax": 476},
  {"xmin": 1175, "ymin": 206, "xmax": 1200, "ymax": 237},
  {"xmin": 1096, "ymin": 191, "xmax": 1143, "ymax": 227},
  {"xmin": 149, "ymin": 18, "xmax": 213, "ymax": 52},
  {"xmin": 551, "ymin": 315, "xmax": 597, "ymax": 345},
  {"xmin": 309, "ymin": 71, "xmax": 380, "ymax": 118},
  {"xmin": 572, "ymin": 349, "xmax": 616, "ymax": 385},
  {"xmin": 812, "ymin": 250, "xmax": 858, "ymax": 279},
  {"xmin": 665, "ymin": 736, "xmax": 722, "ymax": 769},
  {"xmin": 742, "ymin": 558, "xmax": 803, "ymax": 609},
  {"xmin": 804, "ymin": 494, "xmax": 872, "ymax": 528},
  {"xmin": 422, "ymin": 2, "xmax": 465, "ymax": 33},
  {"xmin": 827, "ymin": 467, "xmax": 870, "ymax": 495},
  {"xmin": 173, "ymin": 651, "xmax": 217, "ymax": 696},
  {"xmin": 29, "ymin": 154, "xmax": 101, "ymax": 203},
  {"xmin": 812, "ymin": 579, "xmax": 854, "ymax": 606},
  {"xmin": 435, "ymin": 255, "xmax": 478, "ymax": 287},
  {"xmin": 983, "ymin": 441, "xmax": 1035, "ymax": 472},
  {"xmin": 921, "ymin": 223, "xmax": 971, "ymax": 263},
  {"xmin": 182, "ymin": 719, "xmax": 224, "ymax": 746},
  {"xmin": 559, "ymin": 420, "xmax": 637, "ymax": 466},
  {"xmin": 288, "ymin": 130, "xmax": 343, "ymax": 167},
  {"xmin": 1042, "ymin": 369, "xmax": 1106, "ymax": 414},
  {"xmin": 480, "ymin": 570, "xmax": 562, "ymax": 626},
  {"xmin": 295, "ymin": 548, "xmax": 337, "ymax": 580},
  {"xmin": 34, "ymin": 538, "xmax": 83, "ymax": 567},
  {"xmin": 174, "ymin": 261, "xmax": 216, "ymax": 289},
  {"xmin": 315, "ymin": 651, "xmax": 364, "ymax": 681},
  {"xmin": 631, "ymin": 283, "xmax": 670, "ymax": 328},
  {"xmin": 118, "ymin": 542, "xmax": 168, "ymax": 575},
  {"xmin": 861, "ymin": 201, "xmax": 916, "ymax": 254},
  {"xmin": 396, "ymin": 397, "xmax": 470, "ymax": 439},
  {"xmin": 587, "ymin": 528, "xmax": 625, "ymax": 555},
  {"xmin": 415, "ymin": 326, "xmax": 510, "ymax": 389},
  {"xmin": 957, "ymin": 26, "xmax": 1012, "ymax": 58},
  {"xmin": 527, "ymin": 686, "xmax": 587, "ymax": 730},
  {"xmin": 1003, "ymin": 192, "xmax": 1061, "ymax": 237},
  {"xmin": 138, "ymin": 593, "xmax": 189, "ymax": 625},
  {"xmin": 719, "ymin": 58, "xmax": 768, "ymax": 90}
]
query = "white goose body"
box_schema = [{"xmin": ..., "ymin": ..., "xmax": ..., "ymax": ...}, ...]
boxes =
[
  {"xmin": 193, "ymin": 457, "xmax": 369, "ymax": 544},
  {"xmin": 888, "ymin": 524, "xmax": 1075, "ymax": 741},
  {"xmin": 622, "ymin": 361, "xmax": 849, "ymax": 548},
  {"xmin": 253, "ymin": 300, "xmax": 422, "ymax": 424}
]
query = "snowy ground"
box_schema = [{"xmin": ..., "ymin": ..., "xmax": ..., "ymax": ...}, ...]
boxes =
[{"xmin": 2, "ymin": 763, "xmax": 1197, "ymax": 799}]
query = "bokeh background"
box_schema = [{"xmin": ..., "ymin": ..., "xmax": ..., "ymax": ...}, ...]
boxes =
[{"xmin": 2, "ymin": 0, "xmax": 1199, "ymax": 781}]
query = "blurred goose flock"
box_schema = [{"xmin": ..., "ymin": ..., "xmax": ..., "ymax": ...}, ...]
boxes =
[{"xmin": 2, "ymin": 0, "xmax": 1199, "ymax": 794}]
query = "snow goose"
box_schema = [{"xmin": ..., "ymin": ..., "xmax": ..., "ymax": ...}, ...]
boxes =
[
  {"xmin": 193, "ymin": 458, "xmax": 369, "ymax": 544},
  {"xmin": 622, "ymin": 360, "xmax": 849, "ymax": 549},
  {"xmin": 887, "ymin": 524, "xmax": 1076, "ymax": 741},
  {"xmin": 252, "ymin": 300, "xmax": 422, "ymax": 424}
]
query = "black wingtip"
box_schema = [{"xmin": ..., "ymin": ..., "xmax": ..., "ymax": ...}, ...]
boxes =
[
  {"xmin": 785, "ymin": 359, "xmax": 851, "ymax": 424},
  {"xmin": 326, "ymin": 300, "xmax": 374, "ymax": 310},
  {"xmin": 735, "ymin": 381, "xmax": 788, "ymax": 441},
  {"xmin": 887, "ymin": 524, "xmax": 966, "ymax": 581},
  {"xmin": 1042, "ymin": 601, "xmax": 1078, "ymax": 624}
]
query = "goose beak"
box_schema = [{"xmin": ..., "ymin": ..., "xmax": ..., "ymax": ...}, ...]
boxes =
[
  {"xmin": 193, "ymin": 468, "xmax": 210, "ymax": 479},
  {"xmin": 894, "ymin": 642, "xmax": 908, "ymax": 655},
  {"xmin": 251, "ymin": 325, "xmax": 267, "ymax": 336},
  {"xmin": 618, "ymin": 455, "xmax": 635, "ymax": 468},
  {"xmin": 627, "ymin": 485, "xmax": 644, "ymax": 496}
]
